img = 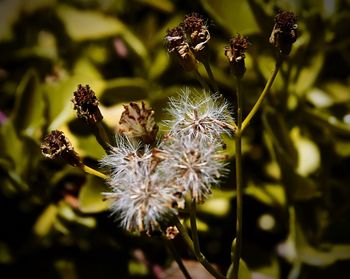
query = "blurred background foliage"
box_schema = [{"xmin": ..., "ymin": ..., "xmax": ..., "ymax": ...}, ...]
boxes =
[{"xmin": 1, "ymin": 0, "xmax": 350, "ymax": 278}]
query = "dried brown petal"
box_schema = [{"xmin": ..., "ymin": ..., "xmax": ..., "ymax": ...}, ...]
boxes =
[{"xmin": 119, "ymin": 102, "xmax": 158, "ymax": 144}]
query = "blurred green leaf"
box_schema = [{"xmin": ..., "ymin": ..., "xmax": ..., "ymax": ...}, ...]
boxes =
[
  {"xmin": 12, "ymin": 70, "xmax": 44, "ymax": 137},
  {"xmin": 201, "ymin": 0, "xmax": 259, "ymax": 35},
  {"xmin": 291, "ymin": 127, "xmax": 320, "ymax": 176},
  {"xmin": 245, "ymin": 182, "xmax": 286, "ymax": 207},
  {"xmin": 294, "ymin": 51, "xmax": 324, "ymax": 95},
  {"xmin": 136, "ymin": 0, "xmax": 174, "ymax": 13},
  {"xmin": 33, "ymin": 203, "xmax": 58, "ymax": 237},
  {"xmin": 56, "ymin": 4, "xmax": 124, "ymax": 41},
  {"xmin": 79, "ymin": 176, "xmax": 108, "ymax": 214}
]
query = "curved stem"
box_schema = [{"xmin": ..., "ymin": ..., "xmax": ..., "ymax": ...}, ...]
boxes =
[
  {"xmin": 164, "ymin": 237, "xmax": 192, "ymax": 279},
  {"xmin": 173, "ymin": 217, "xmax": 226, "ymax": 279},
  {"xmin": 82, "ymin": 165, "xmax": 107, "ymax": 180},
  {"xmin": 241, "ymin": 56, "xmax": 283, "ymax": 134},
  {"xmin": 233, "ymin": 78, "xmax": 243, "ymax": 279},
  {"xmin": 189, "ymin": 199, "xmax": 201, "ymax": 256}
]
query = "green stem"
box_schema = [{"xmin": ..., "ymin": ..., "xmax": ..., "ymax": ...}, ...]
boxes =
[
  {"xmin": 164, "ymin": 237, "xmax": 192, "ymax": 279},
  {"xmin": 233, "ymin": 78, "xmax": 243, "ymax": 279},
  {"xmin": 241, "ymin": 56, "xmax": 283, "ymax": 134},
  {"xmin": 194, "ymin": 69, "xmax": 211, "ymax": 92},
  {"xmin": 202, "ymin": 60, "xmax": 219, "ymax": 93},
  {"xmin": 173, "ymin": 217, "xmax": 226, "ymax": 279},
  {"xmin": 189, "ymin": 199, "xmax": 201, "ymax": 256},
  {"xmin": 92, "ymin": 122, "xmax": 113, "ymax": 154},
  {"xmin": 82, "ymin": 165, "xmax": 107, "ymax": 180}
]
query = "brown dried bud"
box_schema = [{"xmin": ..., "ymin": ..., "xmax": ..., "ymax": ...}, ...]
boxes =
[
  {"xmin": 165, "ymin": 27, "xmax": 198, "ymax": 71},
  {"xmin": 224, "ymin": 34, "xmax": 249, "ymax": 78},
  {"xmin": 119, "ymin": 102, "xmax": 158, "ymax": 144},
  {"xmin": 72, "ymin": 84, "xmax": 103, "ymax": 125},
  {"xmin": 41, "ymin": 130, "xmax": 82, "ymax": 167},
  {"xmin": 165, "ymin": 226, "xmax": 179, "ymax": 240},
  {"xmin": 269, "ymin": 10, "xmax": 297, "ymax": 56},
  {"xmin": 181, "ymin": 13, "xmax": 210, "ymax": 54}
]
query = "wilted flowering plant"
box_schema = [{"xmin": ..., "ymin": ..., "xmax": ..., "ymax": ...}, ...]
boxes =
[{"xmin": 41, "ymin": 10, "xmax": 297, "ymax": 279}]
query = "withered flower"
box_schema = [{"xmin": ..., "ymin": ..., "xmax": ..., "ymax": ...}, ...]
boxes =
[
  {"xmin": 119, "ymin": 102, "xmax": 158, "ymax": 145},
  {"xmin": 225, "ymin": 34, "xmax": 250, "ymax": 78},
  {"xmin": 181, "ymin": 12, "xmax": 210, "ymax": 55},
  {"xmin": 41, "ymin": 130, "xmax": 82, "ymax": 167},
  {"xmin": 165, "ymin": 27, "xmax": 198, "ymax": 71},
  {"xmin": 72, "ymin": 84, "xmax": 103, "ymax": 125},
  {"xmin": 269, "ymin": 10, "xmax": 297, "ymax": 56}
]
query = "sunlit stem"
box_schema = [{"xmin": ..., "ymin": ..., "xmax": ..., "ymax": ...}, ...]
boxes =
[
  {"xmin": 164, "ymin": 237, "xmax": 192, "ymax": 279},
  {"xmin": 189, "ymin": 199, "xmax": 201, "ymax": 256},
  {"xmin": 173, "ymin": 217, "xmax": 226, "ymax": 279},
  {"xmin": 82, "ymin": 165, "xmax": 107, "ymax": 180},
  {"xmin": 241, "ymin": 55, "xmax": 283, "ymax": 134},
  {"xmin": 233, "ymin": 78, "xmax": 243, "ymax": 279}
]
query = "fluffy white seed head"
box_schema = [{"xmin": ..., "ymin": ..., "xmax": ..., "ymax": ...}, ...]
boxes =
[
  {"xmin": 165, "ymin": 88, "xmax": 234, "ymax": 141},
  {"xmin": 100, "ymin": 136, "xmax": 184, "ymax": 233},
  {"xmin": 159, "ymin": 135, "xmax": 228, "ymax": 203}
]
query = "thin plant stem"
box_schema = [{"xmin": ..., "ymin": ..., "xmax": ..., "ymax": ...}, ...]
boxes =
[
  {"xmin": 164, "ymin": 237, "xmax": 192, "ymax": 279},
  {"xmin": 93, "ymin": 122, "xmax": 113, "ymax": 153},
  {"xmin": 233, "ymin": 78, "xmax": 243, "ymax": 279},
  {"xmin": 82, "ymin": 165, "xmax": 107, "ymax": 180},
  {"xmin": 189, "ymin": 199, "xmax": 201, "ymax": 256},
  {"xmin": 194, "ymin": 69, "xmax": 211, "ymax": 92},
  {"xmin": 173, "ymin": 217, "xmax": 226, "ymax": 279},
  {"xmin": 241, "ymin": 55, "xmax": 283, "ymax": 134},
  {"xmin": 202, "ymin": 60, "xmax": 219, "ymax": 93}
]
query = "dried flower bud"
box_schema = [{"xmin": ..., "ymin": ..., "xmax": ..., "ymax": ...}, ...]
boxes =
[
  {"xmin": 224, "ymin": 34, "xmax": 249, "ymax": 78},
  {"xmin": 269, "ymin": 10, "xmax": 297, "ymax": 56},
  {"xmin": 119, "ymin": 102, "xmax": 158, "ymax": 144},
  {"xmin": 165, "ymin": 226, "xmax": 179, "ymax": 240},
  {"xmin": 165, "ymin": 27, "xmax": 198, "ymax": 71},
  {"xmin": 181, "ymin": 13, "xmax": 210, "ymax": 54},
  {"xmin": 72, "ymin": 84, "xmax": 103, "ymax": 125},
  {"xmin": 41, "ymin": 130, "xmax": 82, "ymax": 167}
]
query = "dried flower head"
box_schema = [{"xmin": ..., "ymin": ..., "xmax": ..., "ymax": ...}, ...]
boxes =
[
  {"xmin": 101, "ymin": 139, "xmax": 184, "ymax": 233},
  {"xmin": 72, "ymin": 84, "xmax": 103, "ymax": 124},
  {"xmin": 165, "ymin": 89, "xmax": 235, "ymax": 141},
  {"xmin": 159, "ymin": 136, "xmax": 227, "ymax": 203},
  {"xmin": 41, "ymin": 130, "xmax": 82, "ymax": 167},
  {"xmin": 165, "ymin": 27, "xmax": 198, "ymax": 71},
  {"xmin": 269, "ymin": 10, "xmax": 297, "ymax": 55},
  {"xmin": 225, "ymin": 34, "xmax": 250, "ymax": 78},
  {"xmin": 181, "ymin": 13, "xmax": 210, "ymax": 53},
  {"xmin": 119, "ymin": 102, "xmax": 158, "ymax": 145}
]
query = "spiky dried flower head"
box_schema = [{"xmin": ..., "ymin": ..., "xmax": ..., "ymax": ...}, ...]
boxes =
[
  {"xmin": 165, "ymin": 89, "xmax": 235, "ymax": 141},
  {"xmin": 119, "ymin": 102, "xmax": 158, "ymax": 145},
  {"xmin": 158, "ymin": 136, "xmax": 228, "ymax": 203},
  {"xmin": 72, "ymin": 84, "xmax": 103, "ymax": 124},
  {"xmin": 41, "ymin": 130, "xmax": 82, "ymax": 167},
  {"xmin": 181, "ymin": 12, "xmax": 210, "ymax": 54},
  {"xmin": 165, "ymin": 27, "xmax": 198, "ymax": 71},
  {"xmin": 101, "ymin": 138, "xmax": 185, "ymax": 233},
  {"xmin": 269, "ymin": 10, "xmax": 297, "ymax": 56},
  {"xmin": 225, "ymin": 34, "xmax": 250, "ymax": 78}
]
